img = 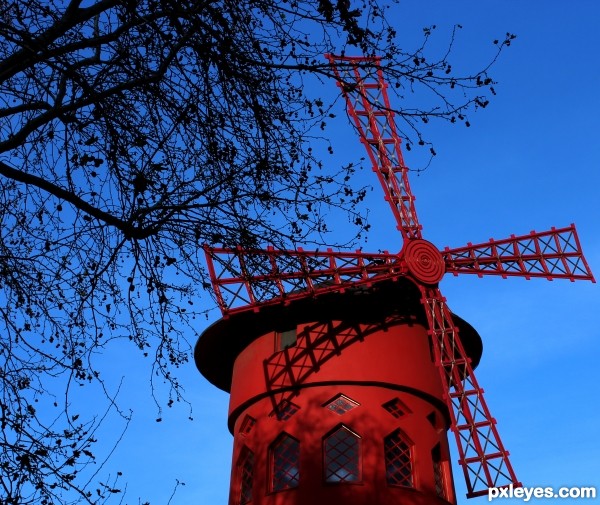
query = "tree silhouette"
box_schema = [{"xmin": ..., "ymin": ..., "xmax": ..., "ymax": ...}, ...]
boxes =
[{"xmin": 0, "ymin": 0, "xmax": 513, "ymax": 502}]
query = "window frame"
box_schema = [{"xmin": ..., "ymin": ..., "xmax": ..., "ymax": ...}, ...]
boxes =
[
  {"xmin": 382, "ymin": 397, "xmax": 412, "ymax": 418},
  {"xmin": 384, "ymin": 428, "xmax": 414, "ymax": 488},
  {"xmin": 269, "ymin": 432, "xmax": 301, "ymax": 492},
  {"xmin": 432, "ymin": 443, "xmax": 447, "ymax": 500},
  {"xmin": 276, "ymin": 328, "xmax": 297, "ymax": 351},
  {"xmin": 323, "ymin": 424, "xmax": 362, "ymax": 484},
  {"xmin": 323, "ymin": 393, "xmax": 360, "ymax": 416},
  {"xmin": 237, "ymin": 446, "xmax": 254, "ymax": 505}
]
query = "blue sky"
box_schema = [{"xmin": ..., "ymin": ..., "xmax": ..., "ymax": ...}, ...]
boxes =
[{"xmin": 97, "ymin": 2, "xmax": 600, "ymax": 504}]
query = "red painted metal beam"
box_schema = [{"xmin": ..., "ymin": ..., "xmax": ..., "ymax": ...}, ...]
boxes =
[
  {"xmin": 204, "ymin": 245, "xmax": 402, "ymax": 316},
  {"xmin": 443, "ymin": 225, "xmax": 595, "ymax": 282},
  {"xmin": 419, "ymin": 285, "xmax": 521, "ymax": 497},
  {"xmin": 326, "ymin": 55, "xmax": 421, "ymax": 241}
]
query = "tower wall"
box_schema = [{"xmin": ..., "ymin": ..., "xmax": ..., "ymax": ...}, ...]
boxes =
[{"xmin": 227, "ymin": 320, "xmax": 455, "ymax": 505}]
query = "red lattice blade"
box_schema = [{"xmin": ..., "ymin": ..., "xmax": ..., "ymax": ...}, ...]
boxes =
[
  {"xmin": 419, "ymin": 285, "xmax": 521, "ymax": 498},
  {"xmin": 204, "ymin": 245, "xmax": 402, "ymax": 316},
  {"xmin": 326, "ymin": 54, "xmax": 421, "ymax": 241},
  {"xmin": 443, "ymin": 224, "xmax": 595, "ymax": 282}
]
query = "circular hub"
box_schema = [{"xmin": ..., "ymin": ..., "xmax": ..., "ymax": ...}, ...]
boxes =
[{"xmin": 403, "ymin": 239, "xmax": 445, "ymax": 285}]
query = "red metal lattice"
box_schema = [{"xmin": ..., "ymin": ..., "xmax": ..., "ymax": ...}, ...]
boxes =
[
  {"xmin": 204, "ymin": 245, "xmax": 401, "ymax": 316},
  {"xmin": 204, "ymin": 224, "xmax": 594, "ymax": 316},
  {"xmin": 384, "ymin": 430, "xmax": 414, "ymax": 487},
  {"xmin": 324, "ymin": 426, "xmax": 361, "ymax": 483},
  {"xmin": 326, "ymin": 54, "xmax": 421, "ymax": 241},
  {"xmin": 271, "ymin": 434, "xmax": 300, "ymax": 491},
  {"xmin": 444, "ymin": 225, "xmax": 595, "ymax": 281},
  {"xmin": 420, "ymin": 285, "xmax": 520, "ymax": 497}
]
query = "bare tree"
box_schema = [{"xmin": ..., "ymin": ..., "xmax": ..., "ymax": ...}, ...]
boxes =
[{"xmin": 0, "ymin": 0, "xmax": 513, "ymax": 502}]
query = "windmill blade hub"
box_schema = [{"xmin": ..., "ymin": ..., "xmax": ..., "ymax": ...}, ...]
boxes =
[{"xmin": 403, "ymin": 239, "xmax": 445, "ymax": 285}]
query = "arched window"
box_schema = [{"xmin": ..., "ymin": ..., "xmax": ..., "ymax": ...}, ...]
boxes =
[
  {"xmin": 270, "ymin": 433, "xmax": 300, "ymax": 491},
  {"xmin": 432, "ymin": 443, "xmax": 446, "ymax": 499},
  {"xmin": 324, "ymin": 425, "xmax": 361, "ymax": 483},
  {"xmin": 384, "ymin": 429, "xmax": 413, "ymax": 487},
  {"xmin": 237, "ymin": 447, "xmax": 254, "ymax": 504}
]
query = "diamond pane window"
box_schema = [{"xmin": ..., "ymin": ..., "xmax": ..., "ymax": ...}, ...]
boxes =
[
  {"xmin": 271, "ymin": 399, "xmax": 300, "ymax": 420},
  {"xmin": 239, "ymin": 415, "xmax": 256, "ymax": 436},
  {"xmin": 382, "ymin": 397, "xmax": 411, "ymax": 418},
  {"xmin": 238, "ymin": 448, "xmax": 254, "ymax": 504},
  {"xmin": 324, "ymin": 425, "xmax": 361, "ymax": 483},
  {"xmin": 324, "ymin": 394, "xmax": 359, "ymax": 415},
  {"xmin": 384, "ymin": 429, "xmax": 413, "ymax": 487},
  {"xmin": 271, "ymin": 433, "xmax": 300, "ymax": 492}
]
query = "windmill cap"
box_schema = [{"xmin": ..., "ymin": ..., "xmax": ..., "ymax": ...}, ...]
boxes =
[{"xmin": 195, "ymin": 278, "xmax": 483, "ymax": 392}]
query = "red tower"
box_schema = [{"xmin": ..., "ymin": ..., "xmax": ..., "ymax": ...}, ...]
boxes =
[{"xmin": 195, "ymin": 56, "xmax": 595, "ymax": 504}]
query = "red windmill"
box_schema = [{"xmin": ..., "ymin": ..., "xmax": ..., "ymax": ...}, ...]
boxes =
[{"xmin": 195, "ymin": 56, "xmax": 595, "ymax": 504}]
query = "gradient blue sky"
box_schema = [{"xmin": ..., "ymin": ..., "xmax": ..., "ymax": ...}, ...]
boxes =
[{"xmin": 99, "ymin": 2, "xmax": 600, "ymax": 503}]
